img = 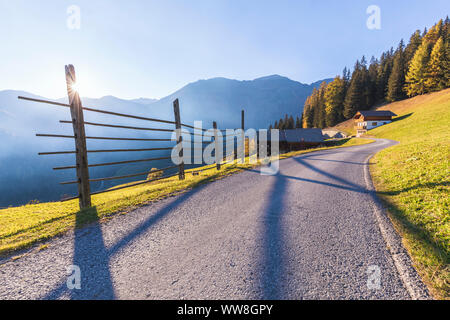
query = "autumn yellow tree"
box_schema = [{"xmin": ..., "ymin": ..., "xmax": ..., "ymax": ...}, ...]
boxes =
[
  {"xmin": 425, "ymin": 37, "xmax": 447, "ymax": 91},
  {"xmin": 324, "ymin": 76, "xmax": 345, "ymax": 127},
  {"xmin": 405, "ymin": 41, "xmax": 430, "ymax": 96}
]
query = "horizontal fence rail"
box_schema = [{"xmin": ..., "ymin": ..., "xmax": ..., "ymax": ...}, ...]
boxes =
[
  {"xmin": 36, "ymin": 133, "xmax": 173, "ymax": 142},
  {"xmin": 19, "ymin": 96, "xmax": 176, "ymax": 125},
  {"xmin": 38, "ymin": 147, "xmax": 174, "ymax": 155},
  {"xmin": 20, "ymin": 64, "xmax": 246, "ymax": 210},
  {"xmin": 60, "ymin": 165, "xmax": 179, "ymax": 185},
  {"xmin": 61, "ymin": 172, "xmax": 180, "ymax": 202},
  {"xmin": 53, "ymin": 156, "xmax": 173, "ymax": 170},
  {"xmin": 18, "ymin": 96, "xmax": 72, "ymax": 108},
  {"xmin": 59, "ymin": 120, "xmax": 175, "ymax": 132},
  {"xmin": 19, "ymin": 96, "xmax": 219, "ymax": 133}
]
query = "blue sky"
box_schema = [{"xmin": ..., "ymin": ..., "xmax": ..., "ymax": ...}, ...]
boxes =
[{"xmin": 0, "ymin": 0, "xmax": 448, "ymax": 99}]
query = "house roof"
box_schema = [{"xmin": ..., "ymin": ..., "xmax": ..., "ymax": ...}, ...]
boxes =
[
  {"xmin": 354, "ymin": 110, "xmax": 397, "ymax": 119},
  {"xmin": 268, "ymin": 128, "xmax": 324, "ymax": 143}
]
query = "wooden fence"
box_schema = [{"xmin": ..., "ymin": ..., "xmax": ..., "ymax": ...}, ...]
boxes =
[{"xmin": 18, "ymin": 65, "xmax": 245, "ymax": 210}]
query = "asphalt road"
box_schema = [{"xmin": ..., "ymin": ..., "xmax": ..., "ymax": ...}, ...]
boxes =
[{"xmin": 0, "ymin": 139, "xmax": 427, "ymax": 299}]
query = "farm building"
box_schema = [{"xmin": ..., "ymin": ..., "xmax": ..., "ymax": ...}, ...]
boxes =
[
  {"xmin": 267, "ymin": 128, "xmax": 324, "ymax": 153},
  {"xmin": 322, "ymin": 129, "xmax": 348, "ymax": 139},
  {"xmin": 354, "ymin": 110, "xmax": 397, "ymax": 137}
]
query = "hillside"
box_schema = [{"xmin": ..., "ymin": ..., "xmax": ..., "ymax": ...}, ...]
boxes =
[
  {"xmin": 301, "ymin": 18, "xmax": 449, "ymax": 131},
  {"xmin": 365, "ymin": 89, "xmax": 449, "ymax": 298},
  {"xmin": 328, "ymin": 118, "xmax": 356, "ymax": 136}
]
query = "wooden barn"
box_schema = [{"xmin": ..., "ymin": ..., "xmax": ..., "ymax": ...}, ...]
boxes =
[{"xmin": 267, "ymin": 128, "xmax": 324, "ymax": 153}]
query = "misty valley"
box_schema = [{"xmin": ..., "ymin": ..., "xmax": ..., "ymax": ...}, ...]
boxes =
[{"xmin": 0, "ymin": 75, "xmax": 328, "ymax": 207}]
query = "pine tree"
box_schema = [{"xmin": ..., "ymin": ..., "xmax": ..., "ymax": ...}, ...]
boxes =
[
  {"xmin": 324, "ymin": 76, "xmax": 345, "ymax": 127},
  {"xmin": 376, "ymin": 51, "xmax": 394, "ymax": 101},
  {"xmin": 387, "ymin": 41, "xmax": 406, "ymax": 102},
  {"xmin": 343, "ymin": 67, "xmax": 351, "ymax": 84},
  {"xmin": 405, "ymin": 41, "xmax": 431, "ymax": 96},
  {"xmin": 344, "ymin": 61, "xmax": 365, "ymax": 118},
  {"xmin": 425, "ymin": 37, "xmax": 447, "ymax": 91},
  {"xmin": 359, "ymin": 56, "xmax": 373, "ymax": 109},
  {"xmin": 284, "ymin": 114, "xmax": 289, "ymax": 129},
  {"xmin": 302, "ymin": 95, "xmax": 315, "ymax": 128},
  {"xmin": 405, "ymin": 30, "xmax": 422, "ymax": 67},
  {"xmin": 443, "ymin": 16, "xmax": 450, "ymax": 43},
  {"xmin": 311, "ymin": 88, "xmax": 322, "ymax": 128},
  {"xmin": 368, "ymin": 56, "xmax": 379, "ymax": 105},
  {"xmin": 295, "ymin": 116, "xmax": 302, "ymax": 128},
  {"xmin": 344, "ymin": 79, "xmax": 361, "ymax": 118},
  {"xmin": 303, "ymin": 107, "xmax": 313, "ymax": 128},
  {"xmin": 423, "ymin": 20, "xmax": 443, "ymax": 46},
  {"xmin": 274, "ymin": 120, "xmax": 278, "ymax": 129},
  {"xmin": 446, "ymin": 39, "xmax": 450, "ymax": 87},
  {"xmin": 342, "ymin": 66, "xmax": 351, "ymax": 102},
  {"xmin": 288, "ymin": 115, "xmax": 295, "ymax": 129},
  {"xmin": 309, "ymin": 82, "xmax": 329, "ymax": 128}
]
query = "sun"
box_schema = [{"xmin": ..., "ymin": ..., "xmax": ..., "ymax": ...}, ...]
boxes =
[
  {"xmin": 71, "ymin": 82, "xmax": 80, "ymax": 93},
  {"xmin": 66, "ymin": 70, "xmax": 98, "ymax": 98}
]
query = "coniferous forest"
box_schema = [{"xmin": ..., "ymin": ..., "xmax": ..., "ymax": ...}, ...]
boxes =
[
  {"xmin": 269, "ymin": 114, "xmax": 303, "ymax": 130},
  {"xmin": 300, "ymin": 17, "xmax": 450, "ymax": 129}
]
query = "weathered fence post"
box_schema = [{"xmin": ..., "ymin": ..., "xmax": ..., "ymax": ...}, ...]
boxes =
[
  {"xmin": 213, "ymin": 121, "xmax": 221, "ymax": 170},
  {"xmin": 241, "ymin": 109, "xmax": 245, "ymax": 162},
  {"xmin": 173, "ymin": 99, "xmax": 185, "ymax": 180},
  {"xmin": 65, "ymin": 64, "xmax": 91, "ymax": 209}
]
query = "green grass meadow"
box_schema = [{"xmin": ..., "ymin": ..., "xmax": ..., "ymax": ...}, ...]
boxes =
[{"xmin": 368, "ymin": 89, "xmax": 450, "ymax": 299}]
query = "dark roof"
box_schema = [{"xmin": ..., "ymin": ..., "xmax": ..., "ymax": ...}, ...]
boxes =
[
  {"xmin": 354, "ymin": 110, "xmax": 397, "ymax": 119},
  {"xmin": 268, "ymin": 128, "xmax": 324, "ymax": 143}
]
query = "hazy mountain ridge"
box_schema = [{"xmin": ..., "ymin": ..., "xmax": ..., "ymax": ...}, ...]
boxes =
[
  {"xmin": 151, "ymin": 75, "xmax": 333, "ymax": 129},
  {"xmin": 130, "ymin": 98, "xmax": 158, "ymax": 105}
]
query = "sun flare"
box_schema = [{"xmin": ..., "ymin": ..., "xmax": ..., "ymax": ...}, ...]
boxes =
[{"xmin": 71, "ymin": 82, "xmax": 80, "ymax": 93}]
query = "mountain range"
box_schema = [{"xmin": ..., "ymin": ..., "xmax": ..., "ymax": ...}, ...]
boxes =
[{"xmin": 0, "ymin": 75, "xmax": 331, "ymax": 206}]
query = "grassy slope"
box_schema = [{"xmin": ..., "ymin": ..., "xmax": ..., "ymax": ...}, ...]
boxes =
[
  {"xmin": 367, "ymin": 89, "xmax": 450, "ymax": 299},
  {"xmin": 0, "ymin": 138, "xmax": 373, "ymax": 257},
  {"xmin": 329, "ymin": 118, "xmax": 356, "ymax": 136}
]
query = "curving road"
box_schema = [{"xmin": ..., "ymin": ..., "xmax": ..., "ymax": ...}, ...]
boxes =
[{"xmin": 0, "ymin": 139, "xmax": 429, "ymax": 300}]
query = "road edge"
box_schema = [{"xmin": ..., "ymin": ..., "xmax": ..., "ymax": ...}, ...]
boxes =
[{"xmin": 363, "ymin": 139, "xmax": 431, "ymax": 300}]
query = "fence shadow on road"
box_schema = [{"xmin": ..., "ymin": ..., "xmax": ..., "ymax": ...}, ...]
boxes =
[
  {"xmin": 43, "ymin": 207, "xmax": 114, "ymax": 299},
  {"xmin": 245, "ymin": 154, "xmax": 370, "ymax": 298},
  {"xmin": 105, "ymin": 183, "xmax": 210, "ymax": 257},
  {"xmin": 72, "ymin": 207, "xmax": 115, "ymax": 299},
  {"xmin": 41, "ymin": 155, "xmax": 377, "ymax": 300},
  {"xmin": 42, "ymin": 182, "xmax": 210, "ymax": 300},
  {"xmin": 244, "ymin": 157, "xmax": 368, "ymax": 195},
  {"xmin": 258, "ymin": 170, "xmax": 289, "ymax": 299},
  {"xmin": 292, "ymin": 157, "xmax": 367, "ymax": 193},
  {"xmin": 298, "ymin": 157, "xmax": 367, "ymax": 166}
]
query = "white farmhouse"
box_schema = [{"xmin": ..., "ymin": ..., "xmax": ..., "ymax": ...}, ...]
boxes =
[{"xmin": 354, "ymin": 110, "xmax": 397, "ymax": 137}]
